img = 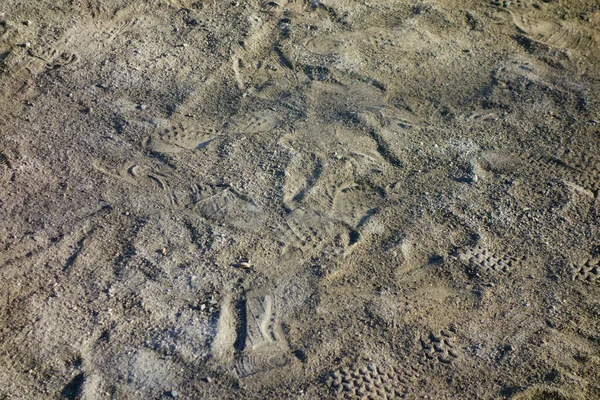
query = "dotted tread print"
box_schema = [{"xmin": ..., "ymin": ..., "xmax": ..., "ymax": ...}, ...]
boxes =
[
  {"xmin": 490, "ymin": 0, "xmax": 533, "ymax": 10},
  {"xmin": 156, "ymin": 121, "xmax": 218, "ymax": 150},
  {"xmin": 562, "ymin": 154, "xmax": 600, "ymax": 193},
  {"xmin": 462, "ymin": 244, "xmax": 526, "ymax": 274},
  {"xmin": 361, "ymin": 29, "xmax": 398, "ymax": 52},
  {"xmin": 420, "ymin": 329, "xmax": 459, "ymax": 365},
  {"xmin": 244, "ymin": 113, "xmax": 278, "ymax": 134},
  {"xmin": 326, "ymin": 364, "xmax": 408, "ymax": 399},
  {"xmin": 523, "ymin": 153, "xmax": 600, "ymax": 193},
  {"xmin": 572, "ymin": 258, "xmax": 600, "ymax": 284},
  {"xmin": 523, "ymin": 152, "xmax": 574, "ymax": 177}
]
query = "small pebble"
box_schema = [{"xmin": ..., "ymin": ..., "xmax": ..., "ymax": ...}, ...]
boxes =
[
  {"xmin": 161, "ymin": 248, "xmax": 167, "ymax": 255},
  {"xmin": 23, "ymin": 20, "xmax": 32, "ymax": 26},
  {"xmin": 235, "ymin": 258, "xmax": 252, "ymax": 269}
]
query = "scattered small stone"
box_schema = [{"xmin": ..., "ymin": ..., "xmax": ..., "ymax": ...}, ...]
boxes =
[
  {"xmin": 234, "ymin": 257, "xmax": 252, "ymax": 269},
  {"xmin": 22, "ymin": 42, "xmax": 31, "ymax": 48},
  {"xmin": 200, "ymin": 303, "xmax": 206, "ymax": 311},
  {"xmin": 23, "ymin": 20, "xmax": 32, "ymax": 26},
  {"xmin": 161, "ymin": 248, "xmax": 167, "ymax": 255},
  {"xmin": 204, "ymin": 376, "xmax": 213, "ymax": 383},
  {"xmin": 137, "ymin": 104, "xmax": 147, "ymax": 110},
  {"xmin": 168, "ymin": 390, "xmax": 179, "ymax": 398}
]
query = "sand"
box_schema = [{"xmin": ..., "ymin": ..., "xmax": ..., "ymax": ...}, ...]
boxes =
[{"xmin": 0, "ymin": 0, "xmax": 599, "ymax": 399}]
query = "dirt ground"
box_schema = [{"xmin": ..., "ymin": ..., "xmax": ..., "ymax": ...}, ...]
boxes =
[{"xmin": 0, "ymin": 0, "xmax": 599, "ymax": 399}]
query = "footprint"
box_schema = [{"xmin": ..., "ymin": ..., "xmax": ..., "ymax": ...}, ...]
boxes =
[
  {"xmin": 213, "ymin": 291, "xmax": 292, "ymax": 378},
  {"xmin": 0, "ymin": 151, "xmax": 11, "ymax": 169},
  {"xmin": 282, "ymin": 153, "xmax": 322, "ymax": 207},
  {"xmin": 331, "ymin": 183, "xmax": 380, "ymax": 228},
  {"xmin": 571, "ymin": 257, "xmax": 600, "ymax": 284},
  {"xmin": 560, "ymin": 153, "xmax": 600, "ymax": 194},
  {"xmin": 460, "ymin": 244, "xmax": 526, "ymax": 274},
  {"xmin": 190, "ymin": 186, "xmax": 264, "ymax": 231},
  {"xmin": 146, "ymin": 119, "xmax": 219, "ymax": 154},
  {"xmin": 286, "ymin": 156, "xmax": 355, "ymax": 215},
  {"xmin": 230, "ymin": 109, "xmax": 282, "ymax": 134},
  {"xmin": 361, "ymin": 28, "xmax": 397, "ymax": 50},
  {"xmin": 491, "ymin": 0, "xmax": 535, "ymax": 10},
  {"xmin": 326, "ymin": 363, "xmax": 409, "ymax": 399},
  {"xmin": 420, "ymin": 328, "xmax": 460, "ymax": 365},
  {"xmin": 305, "ymin": 34, "xmax": 354, "ymax": 55},
  {"xmin": 89, "ymin": 14, "xmax": 153, "ymax": 51},
  {"xmin": 3, "ymin": 11, "xmax": 152, "ymax": 96},
  {"xmin": 61, "ymin": 373, "xmax": 85, "ymax": 400},
  {"xmin": 234, "ymin": 292, "xmax": 291, "ymax": 377},
  {"xmin": 510, "ymin": 13, "xmax": 598, "ymax": 54},
  {"xmin": 290, "ymin": 162, "xmax": 380, "ymax": 230},
  {"xmin": 521, "ymin": 152, "xmax": 598, "ymax": 194},
  {"xmin": 272, "ymin": 208, "xmax": 353, "ymax": 258}
]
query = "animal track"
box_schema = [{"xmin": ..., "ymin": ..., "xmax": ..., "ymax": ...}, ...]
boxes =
[
  {"xmin": 572, "ymin": 257, "xmax": 600, "ymax": 284},
  {"xmin": 326, "ymin": 363, "xmax": 409, "ymax": 399},
  {"xmin": 420, "ymin": 329, "xmax": 460, "ymax": 364},
  {"xmin": 460, "ymin": 244, "xmax": 526, "ymax": 274}
]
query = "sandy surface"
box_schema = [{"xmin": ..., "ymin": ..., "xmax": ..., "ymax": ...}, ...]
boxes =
[{"xmin": 1, "ymin": 0, "xmax": 599, "ymax": 399}]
